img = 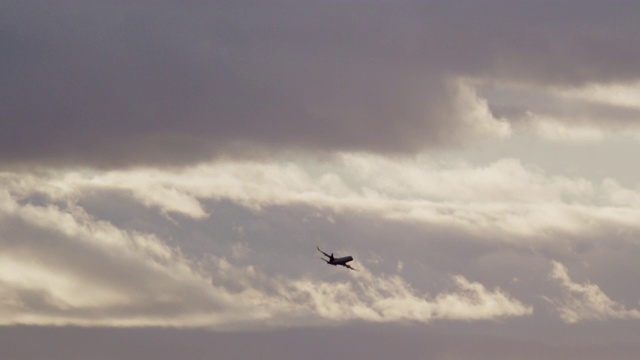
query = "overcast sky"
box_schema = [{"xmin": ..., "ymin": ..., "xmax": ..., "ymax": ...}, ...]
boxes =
[{"xmin": 2, "ymin": 1, "xmax": 640, "ymax": 359}]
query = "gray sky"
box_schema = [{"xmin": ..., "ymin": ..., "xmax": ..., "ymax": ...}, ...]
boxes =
[{"xmin": 2, "ymin": 1, "xmax": 640, "ymax": 359}]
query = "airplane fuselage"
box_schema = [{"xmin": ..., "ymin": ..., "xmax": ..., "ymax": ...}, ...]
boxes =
[{"xmin": 328, "ymin": 255, "xmax": 353, "ymax": 265}]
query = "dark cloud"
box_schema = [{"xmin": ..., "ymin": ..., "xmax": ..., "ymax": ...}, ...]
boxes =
[{"xmin": 2, "ymin": 1, "xmax": 640, "ymax": 167}]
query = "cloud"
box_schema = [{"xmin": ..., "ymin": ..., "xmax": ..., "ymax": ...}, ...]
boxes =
[
  {"xmin": 278, "ymin": 271, "xmax": 532, "ymax": 324},
  {"xmin": 526, "ymin": 114, "xmax": 606, "ymax": 144},
  {"xmin": 555, "ymin": 81, "xmax": 640, "ymax": 110},
  {"xmin": 477, "ymin": 80, "xmax": 640, "ymax": 143},
  {"xmin": 3, "ymin": 152, "xmax": 640, "ymax": 327},
  {"xmin": 2, "ymin": 1, "xmax": 639, "ymax": 167},
  {"xmin": 4, "ymin": 153, "xmax": 640, "ymax": 242},
  {"xmin": 547, "ymin": 261, "xmax": 640, "ymax": 323},
  {"xmin": 0, "ymin": 185, "xmax": 532, "ymax": 328},
  {"xmin": 0, "ymin": 189, "xmax": 244, "ymax": 327}
]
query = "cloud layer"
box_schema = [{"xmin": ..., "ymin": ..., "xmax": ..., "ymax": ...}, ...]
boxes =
[
  {"xmin": 0, "ymin": 182, "xmax": 532, "ymax": 328},
  {"xmin": 6, "ymin": 154, "xmax": 638, "ymax": 240},
  {"xmin": 3, "ymin": 2, "xmax": 640, "ymax": 357},
  {"xmin": 2, "ymin": 153, "xmax": 640, "ymax": 328},
  {"xmin": 2, "ymin": 1, "xmax": 639, "ymax": 167}
]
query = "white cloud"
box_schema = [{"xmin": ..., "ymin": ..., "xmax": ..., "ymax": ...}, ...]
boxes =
[
  {"xmin": 547, "ymin": 261, "xmax": 640, "ymax": 323},
  {"xmin": 3, "ymin": 153, "xmax": 640, "ymax": 242},
  {"xmin": 554, "ymin": 81, "xmax": 640, "ymax": 110},
  {"xmin": 601, "ymin": 179, "xmax": 640, "ymax": 207},
  {"xmin": 475, "ymin": 80, "xmax": 640, "ymax": 144},
  {"xmin": 451, "ymin": 78, "xmax": 513, "ymax": 141},
  {"xmin": 3, "ymin": 153, "xmax": 640, "ymax": 328},
  {"xmin": 0, "ymin": 189, "xmax": 258, "ymax": 327},
  {"xmin": 0, "ymin": 188, "xmax": 531, "ymax": 328},
  {"xmin": 276, "ymin": 270, "xmax": 532, "ymax": 324},
  {"xmin": 526, "ymin": 113, "xmax": 606, "ymax": 144}
]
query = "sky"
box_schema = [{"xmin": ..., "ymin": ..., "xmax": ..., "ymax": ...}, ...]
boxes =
[{"xmin": 2, "ymin": 1, "xmax": 640, "ymax": 359}]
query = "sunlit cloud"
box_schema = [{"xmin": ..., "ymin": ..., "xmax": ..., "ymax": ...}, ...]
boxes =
[
  {"xmin": 278, "ymin": 271, "xmax": 532, "ymax": 324},
  {"xmin": 546, "ymin": 261, "xmax": 640, "ymax": 323},
  {"xmin": 449, "ymin": 78, "xmax": 513, "ymax": 142},
  {"xmin": 476, "ymin": 79, "xmax": 640, "ymax": 144},
  {"xmin": 554, "ymin": 81, "xmax": 640, "ymax": 110},
  {"xmin": 0, "ymin": 187, "xmax": 531, "ymax": 328},
  {"xmin": 3, "ymin": 152, "xmax": 640, "ymax": 327},
  {"xmin": 526, "ymin": 113, "xmax": 606, "ymax": 144},
  {"xmin": 0, "ymin": 189, "xmax": 237, "ymax": 327},
  {"xmin": 2, "ymin": 1, "xmax": 640, "ymax": 357},
  {"xmin": 5, "ymin": 152, "xmax": 640, "ymax": 242}
]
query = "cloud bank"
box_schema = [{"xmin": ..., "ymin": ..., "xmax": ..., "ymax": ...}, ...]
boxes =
[
  {"xmin": 2, "ymin": 1, "xmax": 639, "ymax": 167},
  {"xmin": 3, "ymin": 152, "xmax": 640, "ymax": 328},
  {"xmin": 0, "ymin": 185, "xmax": 532, "ymax": 328},
  {"xmin": 3, "ymin": 4, "xmax": 640, "ymax": 357},
  {"xmin": 5, "ymin": 153, "xmax": 638, "ymax": 241}
]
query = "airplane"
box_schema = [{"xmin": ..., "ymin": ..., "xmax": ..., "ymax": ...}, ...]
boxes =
[{"xmin": 317, "ymin": 246, "xmax": 357, "ymax": 271}]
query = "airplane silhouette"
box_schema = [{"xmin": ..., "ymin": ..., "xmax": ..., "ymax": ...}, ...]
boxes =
[{"xmin": 317, "ymin": 246, "xmax": 357, "ymax": 271}]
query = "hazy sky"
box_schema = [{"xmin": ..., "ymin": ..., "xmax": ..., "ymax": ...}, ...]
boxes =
[{"xmin": 2, "ymin": 1, "xmax": 640, "ymax": 359}]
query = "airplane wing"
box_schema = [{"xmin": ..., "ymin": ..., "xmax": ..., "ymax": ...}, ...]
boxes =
[
  {"xmin": 343, "ymin": 263, "xmax": 357, "ymax": 271},
  {"xmin": 317, "ymin": 246, "xmax": 331, "ymax": 258}
]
